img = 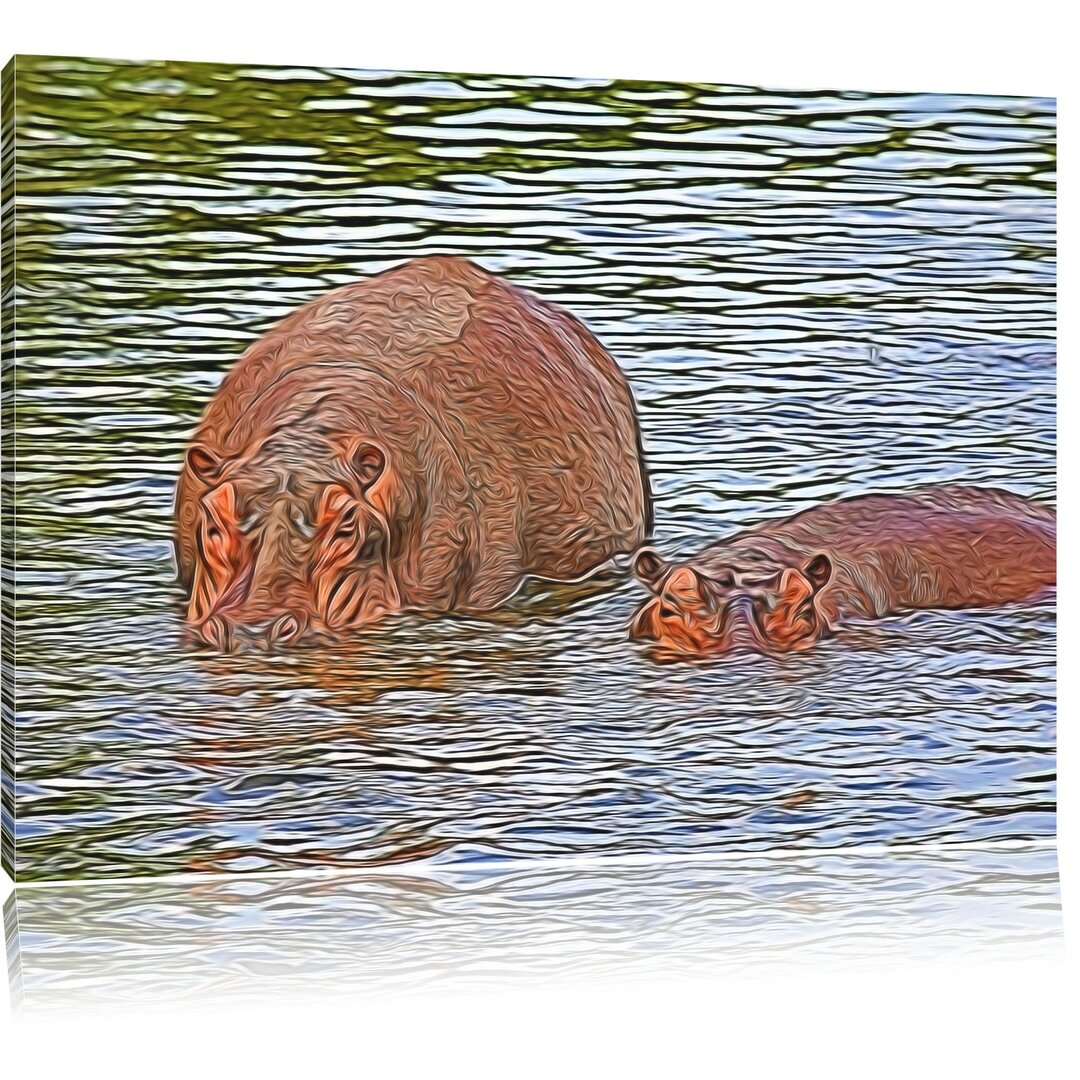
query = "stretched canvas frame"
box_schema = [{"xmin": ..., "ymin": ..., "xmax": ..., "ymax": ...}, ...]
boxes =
[{"xmin": 0, "ymin": 55, "xmax": 1056, "ymax": 883}]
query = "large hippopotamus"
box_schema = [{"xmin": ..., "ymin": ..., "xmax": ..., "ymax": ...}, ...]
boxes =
[
  {"xmin": 176, "ymin": 256, "xmax": 652, "ymax": 649},
  {"xmin": 630, "ymin": 486, "xmax": 1055, "ymax": 656}
]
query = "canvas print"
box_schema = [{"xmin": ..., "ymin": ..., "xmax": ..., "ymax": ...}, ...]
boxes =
[{"xmin": 0, "ymin": 56, "xmax": 1055, "ymax": 881}]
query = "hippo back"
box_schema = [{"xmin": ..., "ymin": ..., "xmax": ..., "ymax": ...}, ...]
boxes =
[{"xmin": 718, "ymin": 486, "xmax": 1056, "ymax": 617}]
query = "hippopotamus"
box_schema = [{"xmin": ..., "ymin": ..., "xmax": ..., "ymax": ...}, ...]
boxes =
[
  {"xmin": 629, "ymin": 486, "xmax": 1055, "ymax": 656},
  {"xmin": 176, "ymin": 256, "xmax": 652, "ymax": 649}
]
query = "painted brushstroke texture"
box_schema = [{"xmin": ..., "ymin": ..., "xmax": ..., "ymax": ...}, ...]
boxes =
[{"xmin": 10, "ymin": 58, "xmax": 1054, "ymax": 880}]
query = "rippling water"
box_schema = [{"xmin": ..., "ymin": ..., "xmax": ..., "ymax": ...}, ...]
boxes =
[{"xmin": 10, "ymin": 56, "xmax": 1055, "ymax": 880}]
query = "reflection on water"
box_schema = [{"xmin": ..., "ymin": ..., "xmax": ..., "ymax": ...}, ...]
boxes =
[
  {"xmin": 11, "ymin": 57, "xmax": 1055, "ymax": 879},
  {"xmin": 4, "ymin": 845, "xmax": 1062, "ymax": 1015}
]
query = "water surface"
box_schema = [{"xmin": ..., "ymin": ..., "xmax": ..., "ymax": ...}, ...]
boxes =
[{"xmin": 10, "ymin": 57, "xmax": 1055, "ymax": 879}]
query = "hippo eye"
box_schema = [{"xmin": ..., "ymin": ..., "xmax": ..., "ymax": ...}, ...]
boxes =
[
  {"xmin": 755, "ymin": 591, "xmax": 778, "ymax": 614},
  {"xmin": 358, "ymin": 534, "xmax": 381, "ymax": 561}
]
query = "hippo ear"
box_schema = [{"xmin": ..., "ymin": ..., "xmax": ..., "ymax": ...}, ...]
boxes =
[
  {"xmin": 803, "ymin": 553, "xmax": 832, "ymax": 591},
  {"xmin": 633, "ymin": 548, "xmax": 670, "ymax": 592},
  {"xmin": 341, "ymin": 440, "xmax": 386, "ymax": 494},
  {"xmin": 187, "ymin": 444, "xmax": 226, "ymax": 485},
  {"xmin": 779, "ymin": 554, "xmax": 832, "ymax": 605}
]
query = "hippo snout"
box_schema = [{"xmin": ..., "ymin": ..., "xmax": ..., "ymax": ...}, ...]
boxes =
[{"xmin": 193, "ymin": 611, "xmax": 309, "ymax": 652}]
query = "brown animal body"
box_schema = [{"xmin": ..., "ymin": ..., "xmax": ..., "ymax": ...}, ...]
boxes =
[
  {"xmin": 176, "ymin": 256, "xmax": 652, "ymax": 649},
  {"xmin": 630, "ymin": 486, "xmax": 1055, "ymax": 656}
]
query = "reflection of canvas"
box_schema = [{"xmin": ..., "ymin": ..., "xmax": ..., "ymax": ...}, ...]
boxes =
[
  {"xmin": 1, "ymin": 56, "xmax": 1056, "ymax": 882},
  {"xmin": 4, "ymin": 847, "xmax": 1064, "ymax": 1015}
]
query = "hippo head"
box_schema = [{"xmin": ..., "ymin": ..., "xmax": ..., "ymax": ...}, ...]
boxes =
[
  {"xmin": 628, "ymin": 548, "xmax": 833, "ymax": 656},
  {"xmin": 183, "ymin": 431, "xmax": 403, "ymax": 650}
]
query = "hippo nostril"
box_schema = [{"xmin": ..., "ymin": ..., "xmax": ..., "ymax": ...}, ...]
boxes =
[
  {"xmin": 201, "ymin": 615, "xmax": 234, "ymax": 652},
  {"xmin": 268, "ymin": 613, "xmax": 302, "ymax": 646}
]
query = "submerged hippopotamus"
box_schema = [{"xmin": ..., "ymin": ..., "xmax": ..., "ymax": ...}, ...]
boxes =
[
  {"xmin": 176, "ymin": 256, "xmax": 652, "ymax": 648},
  {"xmin": 630, "ymin": 486, "xmax": 1055, "ymax": 656}
]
